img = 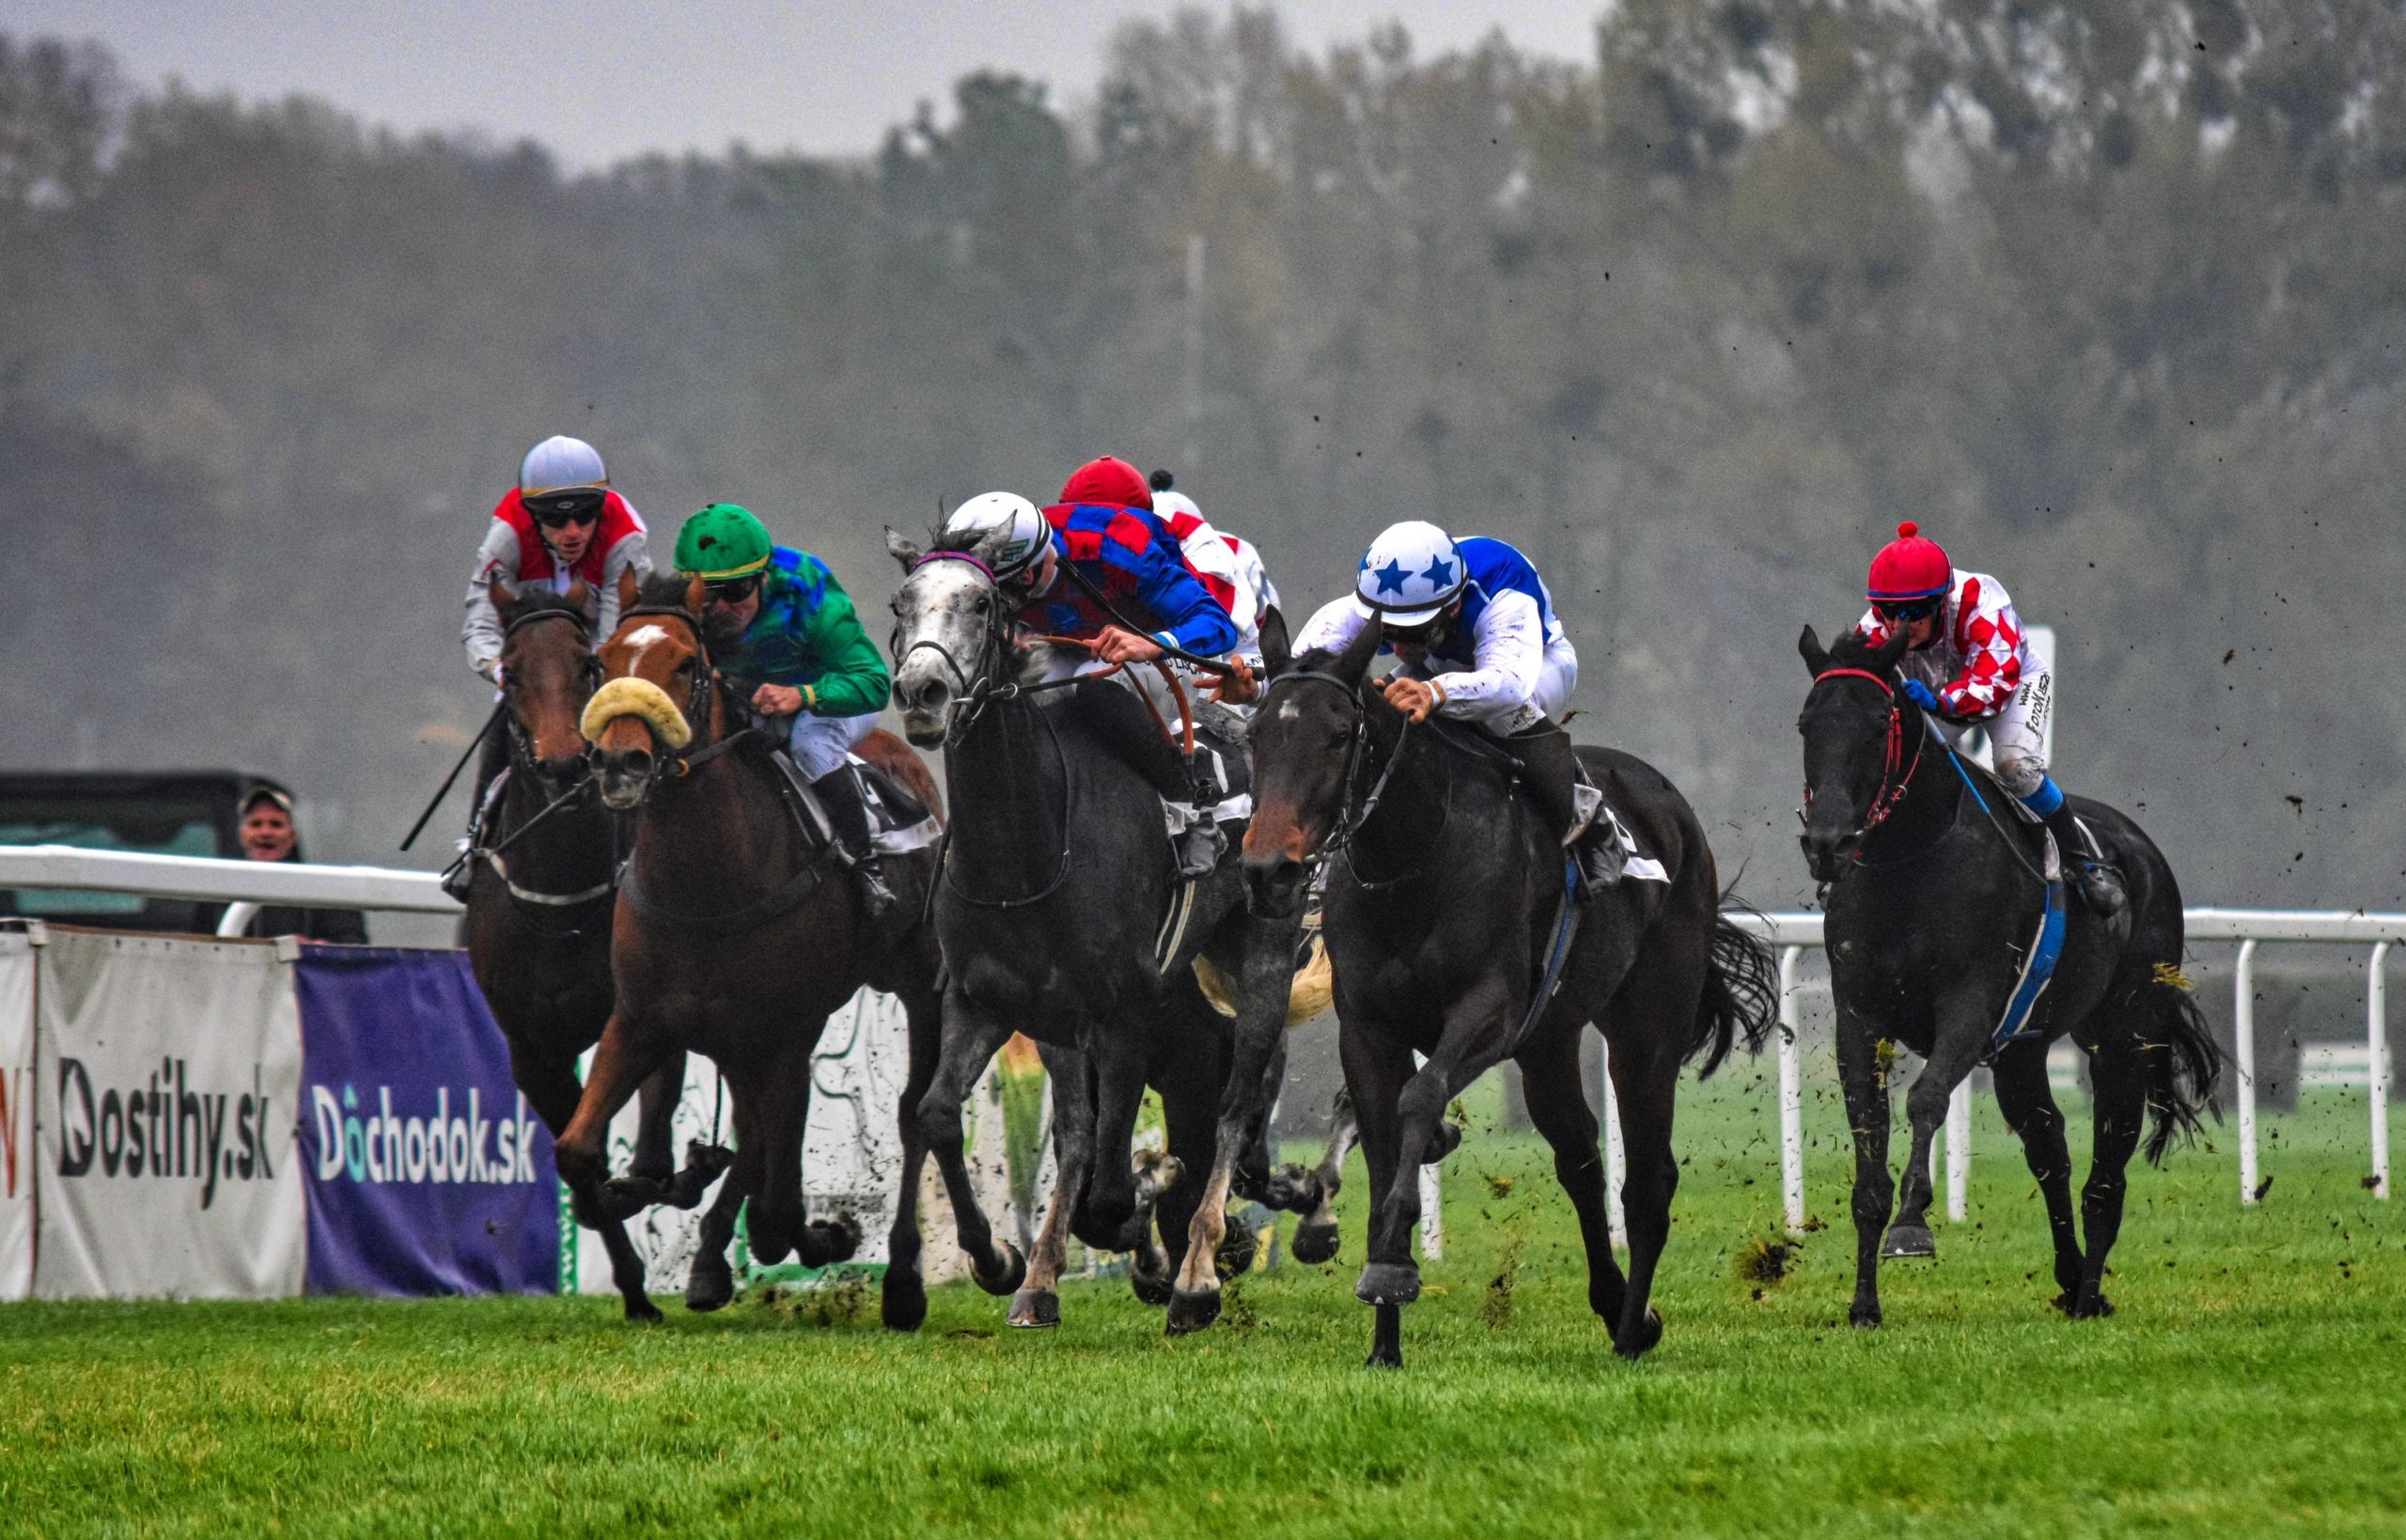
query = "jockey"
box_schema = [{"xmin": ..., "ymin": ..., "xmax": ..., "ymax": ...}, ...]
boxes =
[
  {"xmin": 938, "ymin": 463, "xmax": 1240, "ymax": 877},
  {"xmin": 1855, "ymin": 521, "xmax": 2124, "ymax": 917},
  {"xmin": 1145, "ymin": 468, "xmax": 1283, "ymax": 686},
  {"xmin": 462, "ymin": 435, "xmax": 650, "ymax": 680},
  {"xmin": 675, "ymin": 503, "xmax": 899, "ymax": 922},
  {"xmin": 446, "ymin": 435, "xmax": 651, "ymax": 900},
  {"xmin": 1291, "ymin": 521, "xmax": 1623, "ymax": 893}
]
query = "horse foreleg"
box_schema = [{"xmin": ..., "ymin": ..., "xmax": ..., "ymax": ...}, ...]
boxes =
[
  {"xmin": 556, "ymin": 1013, "xmax": 674, "ymax": 1224},
  {"xmin": 1015, "ymin": 1042, "xmax": 1095, "ymax": 1328},
  {"xmin": 1888, "ymin": 1007, "xmax": 1986, "ymax": 1259},
  {"xmin": 1280, "ymin": 1087, "xmax": 1357, "ymax": 1265},
  {"xmin": 881, "ymin": 985, "xmax": 944, "ymax": 1332},
  {"xmin": 1990, "ymin": 1036, "xmax": 2082, "ymax": 1307},
  {"xmin": 916, "ymin": 992, "xmax": 1024, "ymax": 1298},
  {"xmin": 629, "ymin": 1050, "xmax": 686, "ymax": 1185},
  {"xmin": 1360, "ymin": 977, "xmax": 1511, "ymax": 1313},
  {"xmin": 754, "ymin": 1043, "xmax": 857, "ymax": 1270},
  {"xmin": 1340, "ymin": 1019, "xmax": 1414, "ymax": 1368},
  {"xmin": 2072, "ymin": 1034, "xmax": 2148, "ymax": 1319},
  {"xmin": 509, "ymin": 1042, "xmax": 661, "ymax": 1323},
  {"xmin": 684, "ymin": 1125, "xmax": 758, "ymax": 1314},
  {"xmin": 1171, "ymin": 923, "xmax": 1290, "ymax": 1334},
  {"xmin": 1834, "ymin": 1009, "xmax": 1894, "ymax": 1329}
]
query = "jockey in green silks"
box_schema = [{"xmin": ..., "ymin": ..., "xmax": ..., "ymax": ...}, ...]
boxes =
[{"xmin": 675, "ymin": 503, "xmax": 899, "ymax": 922}]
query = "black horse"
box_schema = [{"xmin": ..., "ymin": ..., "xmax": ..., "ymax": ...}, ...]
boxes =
[
  {"xmin": 1796, "ymin": 623, "xmax": 2220, "ymax": 1326},
  {"xmin": 1244, "ymin": 621, "xmax": 1779, "ymax": 1366},
  {"xmin": 886, "ymin": 531, "xmax": 1320, "ymax": 1333}
]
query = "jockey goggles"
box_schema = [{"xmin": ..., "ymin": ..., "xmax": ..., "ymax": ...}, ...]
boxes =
[
  {"xmin": 525, "ymin": 489, "xmax": 606, "ymax": 528},
  {"xmin": 702, "ymin": 574, "xmax": 762, "ymax": 604},
  {"xmin": 1872, "ymin": 598, "xmax": 1938, "ymax": 624}
]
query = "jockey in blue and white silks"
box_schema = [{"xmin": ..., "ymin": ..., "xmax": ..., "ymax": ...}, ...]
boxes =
[{"xmin": 1293, "ymin": 521, "xmax": 1618, "ymax": 891}]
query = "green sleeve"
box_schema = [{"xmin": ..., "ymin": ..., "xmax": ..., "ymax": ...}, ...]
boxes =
[{"xmin": 799, "ymin": 576, "xmax": 892, "ymax": 718}]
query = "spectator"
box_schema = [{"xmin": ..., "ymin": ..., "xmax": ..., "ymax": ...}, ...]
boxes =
[{"xmin": 216, "ymin": 787, "xmax": 369, "ymax": 943}]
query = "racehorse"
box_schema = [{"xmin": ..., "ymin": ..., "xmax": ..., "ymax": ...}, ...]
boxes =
[
  {"xmin": 465, "ymin": 580, "xmax": 706, "ymax": 1321},
  {"xmin": 885, "ymin": 530, "xmax": 1326, "ymax": 1334},
  {"xmin": 1796, "ymin": 624, "xmax": 2219, "ymax": 1326},
  {"xmin": 1243, "ymin": 620, "xmax": 1779, "ymax": 1367},
  {"xmin": 559, "ymin": 574, "xmax": 961, "ymax": 1331}
]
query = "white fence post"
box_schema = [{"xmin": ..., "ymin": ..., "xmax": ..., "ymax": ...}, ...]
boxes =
[
  {"xmin": 1598, "ymin": 1031, "xmax": 1627, "ymax": 1250},
  {"xmin": 1778, "ymin": 945, "xmax": 1805, "ymax": 1237},
  {"xmin": 1410, "ymin": 1051, "xmax": 1443, "ymax": 1260},
  {"xmin": 2236, "ymin": 938, "xmax": 2260, "ymax": 1206},
  {"xmin": 2371, "ymin": 941, "xmax": 2391, "ymax": 1202},
  {"xmin": 1945, "ymin": 1079, "xmax": 1971, "ymax": 1222}
]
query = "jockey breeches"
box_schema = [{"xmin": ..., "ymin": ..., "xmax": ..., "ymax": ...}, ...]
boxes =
[
  {"xmin": 779, "ymin": 709, "xmax": 881, "ymax": 780},
  {"xmin": 1937, "ymin": 670, "xmax": 2054, "ymax": 799}
]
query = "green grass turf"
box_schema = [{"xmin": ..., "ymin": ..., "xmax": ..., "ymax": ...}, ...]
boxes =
[{"xmin": 4, "ymin": 1069, "xmax": 2401, "ymax": 1537}]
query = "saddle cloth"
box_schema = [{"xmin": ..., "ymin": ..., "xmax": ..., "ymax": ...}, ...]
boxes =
[{"xmin": 1568, "ymin": 782, "xmax": 1671, "ymax": 884}]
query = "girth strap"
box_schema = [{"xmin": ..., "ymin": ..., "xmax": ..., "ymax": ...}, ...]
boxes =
[{"xmin": 619, "ymin": 851, "xmax": 826, "ymax": 937}]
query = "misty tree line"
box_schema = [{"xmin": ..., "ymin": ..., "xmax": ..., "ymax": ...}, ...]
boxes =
[{"xmin": 1, "ymin": 1, "xmax": 2400, "ymax": 910}]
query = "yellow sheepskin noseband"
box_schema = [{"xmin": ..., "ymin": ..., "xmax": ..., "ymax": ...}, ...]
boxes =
[{"xmin": 581, "ymin": 676, "xmax": 693, "ymax": 750}]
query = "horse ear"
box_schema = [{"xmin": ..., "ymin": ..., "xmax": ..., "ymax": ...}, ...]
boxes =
[
  {"xmin": 488, "ymin": 576, "xmax": 520, "ymax": 624},
  {"xmin": 563, "ymin": 578, "xmax": 591, "ymax": 614},
  {"xmin": 1797, "ymin": 624, "xmax": 1829, "ymax": 677},
  {"xmin": 1259, "ymin": 605, "xmax": 1292, "ymax": 679},
  {"xmin": 1335, "ymin": 614, "xmax": 1385, "ymax": 684},
  {"xmin": 885, "ymin": 526, "xmax": 925, "ymax": 571},
  {"xmin": 616, "ymin": 567, "xmax": 639, "ymax": 616},
  {"xmin": 682, "ymin": 575, "xmax": 711, "ymax": 617}
]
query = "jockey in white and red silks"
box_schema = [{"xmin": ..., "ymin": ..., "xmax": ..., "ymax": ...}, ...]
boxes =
[{"xmin": 1853, "ymin": 521, "xmax": 2124, "ymax": 917}]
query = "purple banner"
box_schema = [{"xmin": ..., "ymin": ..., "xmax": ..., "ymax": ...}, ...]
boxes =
[{"xmin": 296, "ymin": 947, "xmax": 556, "ymax": 1296}]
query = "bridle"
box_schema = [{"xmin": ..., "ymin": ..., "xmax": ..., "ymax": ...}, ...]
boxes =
[
  {"xmin": 1255, "ymin": 666, "xmax": 1414, "ymax": 868},
  {"xmin": 1804, "ymin": 665, "xmax": 1924, "ymax": 854},
  {"xmin": 478, "ymin": 605, "xmax": 614, "ymax": 914},
  {"xmin": 595, "ymin": 603, "xmax": 756, "ymax": 798}
]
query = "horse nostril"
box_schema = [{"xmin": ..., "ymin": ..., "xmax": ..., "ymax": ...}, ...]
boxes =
[{"xmin": 908, "ymin": 677, "xmax": 950, "ymax": 714}]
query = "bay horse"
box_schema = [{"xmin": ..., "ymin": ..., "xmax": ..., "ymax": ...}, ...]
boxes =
[
  {"xmin": 1243, "ymin": 620, "xmax": 1779, "ymax": 1367},
  {"xmin": 560, "ymin": 574, "xmax": 965, "ymax": 1331},
  {"xmin": 466, "ymin": 580, "xmax": 707, "ymax": 1322},
  {"xmin": 885, "ymin": 530, "xmax": 1324, "ymax": 1334},
  {"xmin": 1796, "ymin": 624, "xmax": 2219, "ymax": 1326}
]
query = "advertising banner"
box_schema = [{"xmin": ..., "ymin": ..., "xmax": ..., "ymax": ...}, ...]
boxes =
[
  {"xmin": 34, "ymin": 929, "xmax": 306, "ymax": 1299},
  {"xmin": 296, "ymin": 947, "xmax": 556, "ymax": 1296},
  {"xmin": 0, "ymin": 932, "xmax": 34, "ymax": 1300}
]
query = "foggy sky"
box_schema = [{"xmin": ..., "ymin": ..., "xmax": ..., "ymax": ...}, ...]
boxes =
[{"xmin": 17, "ymin": 0, "xmax": 1605, "ymax": 168}]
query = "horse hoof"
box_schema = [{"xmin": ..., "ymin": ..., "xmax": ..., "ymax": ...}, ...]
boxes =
[
  {"xmin": 1008, "ymin": 1289, "xmax": 1060, "ymax": 1329},
  {"xmin": 1849, "ymin": 1302, "xmax": 1883, "ymax": 1330},
  {"xmin": 1427, "ymin": 1121, "xmax": 1463, "ymax": 1163},
  {"xmin": 1355, "ymin": 1262, "xmax": 1420, "ymax": 1307},
  {"xmin": 970, "ymin": 1241, "xmax": 1025, "ymax": 1298},
  {"xmin": 1262, "ymin": 1163, "xmax": 1315, "ymax": 1211},
  {"xmin": 684, "ymin": 1255, "xmax": 735, "ymax": 1314},
  {"xmin": 1290, "ymin": 1219, "xmax": 1342, "ymax": 1266},
  {"xmin": 1130, "ymin": 1264, "xmax": 1175, "ymax": 1308},
  {"xmin": 1366, "ymin": 1346, "xmax": 1403, "ymax": 1370},
  {"xmin": 882, "ymin": 1276, "xmax": 929, "ymax": 1333},
  {"xmin": 2065, "ymin": 1292, "xmax": 2115, "ymax": 1320},
  {"xmin": 1881, "ymin": 1223, "xmax": 1936, "ymax": 1259},
  {"xmin": 663, "ymin": 1143, "xmax": 734, "ymax": 1210},
  {"xmin": 623, "ymin": 1293, "xmax": 664, "ymax": 1324},
  {"xmin": 1215, "ymin": 1213, "xmax": 1259, "ymax": 1280},
  {"xmin": 600, "ymin": 1177, "xmax": 665, "ymax": 1221},
  {"xmin": 1612, "ymin": 1305, "xmax": 1664, "ymax": 1361},
  {"xmin": 1165, "ymin": 1287, "xmax": 1222, "ymax": 1336},
  {"xmin": 798, "ymin": 1216, "xmax": 862, "ymax": 1268}
]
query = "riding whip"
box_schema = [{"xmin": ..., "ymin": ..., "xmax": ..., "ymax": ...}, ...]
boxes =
[{"xmin": 399, "ymin": 698, "xmax": 507, "ymax": 851}]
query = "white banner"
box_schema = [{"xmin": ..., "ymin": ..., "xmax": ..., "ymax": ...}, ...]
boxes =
[
  {"xmin": 573, "ymin": 988, "xmax": 911, "ymax": 1294},
  {"xmin": 35, "ymin": 930, "xmax": 305, "ymax": 1299},
  {"xmin": 0, "ymin": 933, "xmax": 34, "ymax": 1300}
]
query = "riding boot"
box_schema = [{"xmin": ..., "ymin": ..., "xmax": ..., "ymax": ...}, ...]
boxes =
[
  {"xmin": 2041, "ymin": 802, "xmax": 2127, "ymax": 919},
  {"xmin": 1509, "ymin": 723, "xmax": 1621, "ymax": 895},
  {"xmin": 811, "ymin": 763, "xmax": 898, "ymax": 924},
  {"xmin": 1076, "ymin": 677, "xmax": 1224, "ymax": 878},
  {"xmin": 444, "ymin": 726, "xmax": 511, "ymax": 903}
]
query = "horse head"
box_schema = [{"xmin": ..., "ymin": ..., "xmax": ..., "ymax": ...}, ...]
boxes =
[
  {"xmin": 1241, "ymin": 617, "xmax": 1387, "ymax": 916},
  {"xmin": 586, "ymin": 574, "xmax": 714, "ymax": 810},
  {"xmin": 1795, "ymin": 622, "xmax": 1914, "ymax": 881},
  {"xmin": 885, "ymin": 527, "xmax": 1008, "ymax": 748},
  {"xmin": 492, "ymin": 577, "xmax": 606, "ymax": 794}
]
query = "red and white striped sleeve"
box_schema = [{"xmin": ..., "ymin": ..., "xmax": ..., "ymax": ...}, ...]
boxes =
[{"xmin": 1938, "ymin": 575, "xmax": 2024, "ymax": 718}]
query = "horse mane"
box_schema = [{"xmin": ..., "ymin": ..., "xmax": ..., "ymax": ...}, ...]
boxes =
[
  {"xmin": 928, "ymin": 524, "xmax": 988, "ymax": 556},
  {"xmin": 507, "ymin": 585, "xmax": 587, "ymax": 621},
  {"xmin": 1823, "ymin": 626, "xmax": 1894, "ymax": 674}
]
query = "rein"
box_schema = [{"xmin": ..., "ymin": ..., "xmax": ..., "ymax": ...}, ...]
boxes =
[
  {"xmin": 460, "ymin": 606, "xmax": 617, "ymax": 919},
  {"xmin": 1806, "ymin": 666, "xmax": 1924, "ymax": 853},
  {"xmin": 1258, "ymin": 668, "xmax": 1414, "ymax": 868}
]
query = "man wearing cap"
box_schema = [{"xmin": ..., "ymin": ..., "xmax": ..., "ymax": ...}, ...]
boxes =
[
  {"xmin": 674, "ymin": 503, "xmax": 899, "ymax": 922},
  {"xmin": 1854, "ymin": 521, "xmax": 2122, "ymax": 916},
  {"xmin": 211, "ymin": 786, "xmax": 369, "ymax": 943},
  {"xmin": 1290, "ymin": 521, "xmax": 1624, "ymax": 893}
]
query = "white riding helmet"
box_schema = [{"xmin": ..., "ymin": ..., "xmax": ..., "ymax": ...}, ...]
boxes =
[
  {"xmin": 519, "ymin": 435, "xmax": 608, "ymax": 495},
  {"xmin": 1353, "ymin": 520, "xmax": 1465, "ymax": 627},
  {"xmin": 942, "ymin": 490, "xmax": 1052, "ymax": 581},
  {"xmin": 1151, "ymin": 489, "xmax": 1203, "ymax": 524}
]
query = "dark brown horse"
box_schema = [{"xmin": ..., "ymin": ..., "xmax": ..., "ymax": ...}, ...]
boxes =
[
  {"xmin": 559, "ymin": 574, "xmax": 974, "ymax": 1330},
  {"xmin": 466, "ymin": 579, "xmax": 701, "ymax": 1321}
]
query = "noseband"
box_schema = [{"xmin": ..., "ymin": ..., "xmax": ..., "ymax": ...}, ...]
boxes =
[
  {"xmin": 596, "ymin": 605, "xmax": 750, "ymax": 794},
  {"xmin": 1804, "ymin": 666, "xmax": 1923, "ymax": 849}
]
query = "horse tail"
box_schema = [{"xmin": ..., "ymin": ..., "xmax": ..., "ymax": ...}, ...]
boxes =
[
  {"xmin": 2141, "ymin": 968, "xmax": 2224, "ymax": 1166},
  {"xmin": 1690, "ymin": 896, "xmax": 1781, "ymax": 1079}
]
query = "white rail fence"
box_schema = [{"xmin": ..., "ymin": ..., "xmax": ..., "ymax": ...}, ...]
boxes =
[{"xmin": 5, "ymin": 849, "xmax": 2395, "ymax": 1252}]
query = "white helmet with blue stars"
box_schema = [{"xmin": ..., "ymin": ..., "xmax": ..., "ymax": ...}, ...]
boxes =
[{"xmin": 1352, "ymin": 520, "xmax": 1466, "ymax": 627}]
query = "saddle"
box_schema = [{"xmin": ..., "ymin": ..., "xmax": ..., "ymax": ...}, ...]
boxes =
[{"xmin": 764, "ymin": 752, "xmax": 945, "ymax": 858}]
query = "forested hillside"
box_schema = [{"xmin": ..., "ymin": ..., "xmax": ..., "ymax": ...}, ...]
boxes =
[{"xmin": 3, "ymin": 1, "xmax": 2400, "ymax": 909}]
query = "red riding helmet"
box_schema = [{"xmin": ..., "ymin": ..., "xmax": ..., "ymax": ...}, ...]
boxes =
[
  {"xmin": 1867, "ymin": 521, "xmax": 1952, "ymax": 602},
  {"xmin": 1058, "ymin": 456, "xmax": 1153, "ymax": 510}
]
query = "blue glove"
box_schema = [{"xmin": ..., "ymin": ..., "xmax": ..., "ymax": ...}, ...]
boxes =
[{"xmin": 1898, "ymin": 678, "xmax": 1941, "ymax": 713}]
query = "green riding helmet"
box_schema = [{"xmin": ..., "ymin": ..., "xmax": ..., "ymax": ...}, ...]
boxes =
[{"xmin": 675, "ymin": 503, "xmax": 775, "ymax": 581}]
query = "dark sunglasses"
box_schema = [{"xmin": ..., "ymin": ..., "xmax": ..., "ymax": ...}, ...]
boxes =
[
  {"xmin": 704, "ymin": 576, "xmax": 761, "ymax": 604},
  {"xmin": 1873, "ymin": 599, "xmax": 1936, "ymax": 624},
  {"xmin": 526, "ymin": 490, "xmax": 606, "ymax": 528}
]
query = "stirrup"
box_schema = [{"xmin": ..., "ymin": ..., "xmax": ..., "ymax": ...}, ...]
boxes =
[
  {"xmin": 1177, "ymin": 817, "xmax": 1226, "ymax": 879},
  {"xmin": 2077, "ymin": 861, "xmax": 2127, "ymax": 918},
  {"xmin": 854, "ymin": 858, "xmax": 899, "ymax": 922}
]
